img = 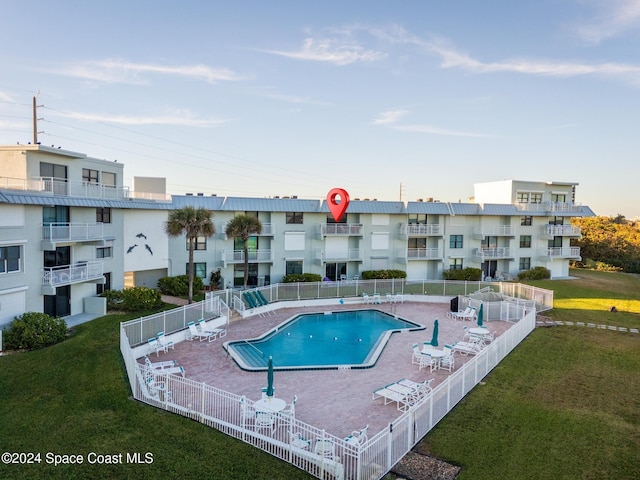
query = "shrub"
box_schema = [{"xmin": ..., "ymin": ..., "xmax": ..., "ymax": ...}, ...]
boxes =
[
  {"xmin": 282, "ymin": 273, "xmax": 323, "ymax": 283},
  {"xmin": 443, "ymin": 267, "xmax": 483, "ymax": 281},
  {"xmin": 360, "ymin": 270, "xmax": 407, "ymax": 280},
  {"xmin": 157, "ymin": 275, "xmax": 204, "ymax": 296},
  {"xmin": 102, "ymin": 287, "xmax": 163, "ymax": 312},
  {"xmin": 4, "ymin": 312, "xmax": 67, "ymax": 351},
  {"xmin": 573, "ymin": 259, "xmax": 623, "ymax": 272},
  {"xmin": 517, "ymin": 266, "xmax": 551, "ymax": 280}
]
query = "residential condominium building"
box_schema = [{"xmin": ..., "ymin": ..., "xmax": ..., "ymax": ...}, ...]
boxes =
[{"xmin": 0, "ymin": 144, "xmax": 594, "ymax": 326}]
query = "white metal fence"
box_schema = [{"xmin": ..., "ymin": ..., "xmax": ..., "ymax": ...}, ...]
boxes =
[{"xmin": 120, "ymin": 285, "xmax": 539, "ymax": 480}]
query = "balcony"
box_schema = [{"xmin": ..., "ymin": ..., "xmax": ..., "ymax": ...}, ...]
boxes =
[
  {"xmin": 473, "ymin": 247, "xmax": 514, "ymax": 262},
  {"xmin": 542, "ymin": 224, "xmax": 582, "ymax": 238},
  {"xmin": 472, "ymin": 225, "xmax": 514, "ymax": 240},
  {"xmin": 41, "ymin": 223, "xmax": 106, "ymax": 250},
  {"xmin": 0, "ymin": 176, "xmax": 171, "ymax": 201},
  {"xmin": 315, "ymin": 249, "xmax": 362, "ymax": 263},
  {"xmin": 42, "ymin": 260, "xmax": 104, "ymax": 294},
  {"xmin": 539, "ymin": 247, "xmax": 581, "ymax": 261},
  {"xmin": 399, "ymin": 223, "xmax": 442, "ymax": 237},
  {"xmin": 221, "ymin": 249, "xmax": 273, "ymax": 266},
  {"xmin": 515, "ymin": 201, "xmax": 583, "ymax": 213},
  {"xmin": 317, "ymin": 223, "xmax": 363, "ymax": 236},
  {"xmin": 399, "ymin": 248, "xmax": 442, "ymax": 262},
  {"xmin": 220, "ymin": 222, "xmax": 274, "ymax": 238}
]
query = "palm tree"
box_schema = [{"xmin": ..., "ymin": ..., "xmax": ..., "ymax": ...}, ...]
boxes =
[
  {"xmin": 225, "ymin": 214, "xmax": 262, "ymax": 289},
  {"xmin": 165, "ymin": 207, "xmax": 215, "ymax": 303}
]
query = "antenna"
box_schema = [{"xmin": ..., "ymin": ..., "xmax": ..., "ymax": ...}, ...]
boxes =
[{"xmin": 32, "ymin": 91, "xmax": 44, "ymax": 144}]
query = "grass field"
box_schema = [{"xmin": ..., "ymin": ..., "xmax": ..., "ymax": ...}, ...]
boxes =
[
  {"xmin": 418, "ymin": 269, "xmax": 640, "ymax": 479},
  {"xmin": 1, "ymin": 268, "xmax": 638, "ymax": 479}
]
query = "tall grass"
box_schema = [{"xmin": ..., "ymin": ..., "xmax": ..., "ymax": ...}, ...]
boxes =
[{"xmin": 421, "ymin": 269, "xmax": 640, "ymax": 479}]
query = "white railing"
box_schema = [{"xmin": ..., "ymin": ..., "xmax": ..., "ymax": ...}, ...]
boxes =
[
  {"xmin": 315, "ymin": 249, "xmax": 362, "ymax": 262},
  {"xmin": 120, "ymin": 296, "xmax": 537, "ymax": 480},
  {"xmin": 515, "ymin": 201, "xmax": 582, "ymax": 213},
  {"xmin": 400, "ymin": 223, "xmax": 442, "ymax": 236},
  {"xmin": 541, "ymin": 247, "xmax": 581, "ymax": 259},
  {"xmin": 543, "ymin": 225, "xmax": 582, "ymax": 237},
  {"xmin": 473, "ymin": 247, "xmax": 513, "ymax": 260},
  {"xmin": 318, "ymin": 224, "xmax": 364, "ymax": 236},
  {"xmin": 406, "ymin": 248, "xmax": 441, "ymax": 260},
  {"xmin": 472, "ymin": 225, "xmax": 513, "ymax": 236},
  {"xmin": 42, "ymin": 222, "xmax": 104, "ymax": 242},
  {"xmin": 221, "ymin": 222, "xmax": 274, "ymax": 236},
  {"xmin": 42, "ymin": 260, "xmax": 103, "ymax": 286},
  {"xmin": 221, "ymin": 249, "xmax": 273, "ymax": 264}
]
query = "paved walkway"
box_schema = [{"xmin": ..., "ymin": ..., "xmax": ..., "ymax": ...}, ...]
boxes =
[{"xmin": 146, "ymin": 300, "xmax": 514, "ymax": 440}]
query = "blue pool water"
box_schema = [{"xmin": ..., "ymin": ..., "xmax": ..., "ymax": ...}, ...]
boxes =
[{"xmin": 224, "ymin": 309, "xmax": 424, "ymax": 371}]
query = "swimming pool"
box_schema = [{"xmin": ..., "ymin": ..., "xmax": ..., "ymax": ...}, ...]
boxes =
[{"xmin": 224, "ymin": 309, "xmax": 424, "ymax": 371}]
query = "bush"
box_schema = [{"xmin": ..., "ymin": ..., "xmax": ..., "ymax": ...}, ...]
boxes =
[
  {"xmin": 4, "ymin": 312, "xmax": 67, "ymax": 351},
  {"xmin": 157, "ymin": 275, "xmax": 204, "ymax": 296},
  {"xmin": 517, "ymin": 266, "xmax": 551, "ymax": 280},
  {"xmin": 443, "ymin": 267, "xmax": 483, "ymax": 281},
  {"xmin": 102, "ymin": 287, "xmax": 163, "ymax": 312},
  {"xmin": 282, "ymin": 273, "xmax": 323, "ymax": 283},
  {"xmin": 360, "ymin": 270, "xmax": 407, "ymax": 280},
  {"xmin": 573, "ymin": 259, "xmax": 623, "ymax": 272}
]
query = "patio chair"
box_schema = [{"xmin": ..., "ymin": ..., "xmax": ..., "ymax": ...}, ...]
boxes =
[
  {"xmin": 362, "ymin": 293, "xmax": 371, "ymax": 304},
  {"xmin": 290, "ymin": 431, "xmax": 311, "ymax": 450},
  {"xmin": 144, "ymin": 355, "xmax": 177, "ymax": 370},
  {"xmin": 147, "ymin": 337, "xmax": 165, "ymax": 357},
  {"xmin": 156, "ymin": 332, "xmax": 174, "ymax": 352},
  {"xmin": 419, "ymin": 353, "xmax": 438, "ymax": 372},
  {"xmin": 280, "ymin": 395, "xmax": 297, "ymax": 422},
  {"xmin": 344, "ymin": 424, "xmax": 369, "ymax": 447},
  {"xmin": 411, "ymin": 343, "xmax": 423, "ymax": 365},
  {"xmin": 440, "ymin": 345, "xmax": 455, "ymax": 372},
  {"xmin": 254, "ymin": 411, "xmax": 276, "ymax": 434},
  {"xmin": 239, "ymin": 396, "xmax": 255, "ymax": 425},
  {"xmin": 315, "ymin": 438, "xmax": 336, "ymax": 459}
]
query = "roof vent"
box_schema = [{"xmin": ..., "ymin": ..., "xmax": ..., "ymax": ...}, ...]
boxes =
[
  {"xmin": 186, "ymin": 193, "xmax": 193, "ymax": 196},
  {"xmin": 197, "ymin": 192, "xmax": 204, "ymax": 196},
  {"xmin": 211, "ymin": 193, "xmax": 217, "ymax": 196}
]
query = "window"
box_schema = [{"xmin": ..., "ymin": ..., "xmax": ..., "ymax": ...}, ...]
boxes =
[
  {"xmin": 234, "ymin": 236, "xmax": 257, "ymax": 251},
  {"xmin": 187, "ymin": 236, "xmax": 207, "ymax": 251},
  {"xmin": 551, "ymin": 193, "xmax": 566, "ymax": 203},
  {"xmin": 96, "ymin": 207, "xmax": 111, "ymax": 223},
  {"xmin": 285, "ymin": 260, "xmax": 303, "ymax": 275},
  {"xmin": 40, "ymin": 162, "xmax": 67, "ymax": 180},
  {"xmin": 102, "ymin": 171, "xmax": 116, "ymax": 187},
  {"xmin": 519, "ymin": 257, "xmax": 531, "ymax": 270},
  {"xmin": 186, "ymin": 262, "xmax": 207, "ymax": 279},
  {"xmin": 96, "ymin": 246, "xmax": 112, "ymax": 258},
  {"xmin": 449, "ymin": 258, "xmax": 463, "ymax": 270},
  {"xmin": 549, "ymin": 216, "xmax": 564, "ymax": 225},
  {"xmin": 548, "ymin": 236, "xmax": 562, "ymax": 248},
  {"xmin": 530, "ymin": 192, "xmax": 543, "ymax": 203},
  {"xmin": 286, "ymin": 212, "xmax": 303, "ymax": 224},
  {"xmin": 516, "ymin": 192, "xmax": 529, "ymax": 203},
  {"xmin": 449, "ymin": 235, "xmax": 463, "ymax": 249},
  {"xmin": 82, "ymin": 168, "xmax": 99, "ymax": 185},
  {"xmin": 519, "ymin": 235, "xmax": 531, "ymax": 248},
  {"xmin": 520, "ymin": 216, "xmax": 532, "ymax": 226},
  {"xmin": 97, "ymin": 272, "xmax": 111, "ymax": 295},
  {"xmin": 43, "ymin": 205, "xmax": 69, "ymax": 224},
  {"xmin": 0, "ymin": 245, "xmax": 21, "ymax": 274},
  {"xmin": 408, "ymin": 238, "xmax": 426, "ymax": 249},
  {"xmin": 408, "ymin": 214, "xmax": 427, "ymax": 224}
]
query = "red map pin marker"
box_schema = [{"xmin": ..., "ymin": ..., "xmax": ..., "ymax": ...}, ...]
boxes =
[{"xmin": 327, "ymin": 188, "xmax": 350, "ymax": 222}]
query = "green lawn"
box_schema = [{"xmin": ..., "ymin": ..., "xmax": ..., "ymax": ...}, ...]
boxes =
[
  {"xmin": 418, "ymin": 269, "xmax": 640, "ymax": 479},
  {"xmin": 0, "ymin": 310, "xmax": 313, "ymax": 480}
]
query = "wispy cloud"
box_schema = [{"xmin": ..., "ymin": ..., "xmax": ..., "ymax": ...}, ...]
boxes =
[
  {"xmin": 47, "ymin": 59, "xmax": 243, "ymax": 85},
  {"xmin": 53, "ymin": 109, "xmax": 226, "ymax": 127},
  {"xmin": 391, "ymin": 123, "xmax": 494, "ymax": 138},
  {"xmin": 573, "ymin": 0, "xmax": 640, "ymax": 44},
  {"xmin": 251, "ymin": 88, "xmax": 333, "ymax": 107},
  {"xmin": 265, "ymin": 37, "xmax": 385, "ymax": 65},
  {"xmin": 423, "ymin": 37, "xmax": 640, "ymax": 84},
  {"xmin": 371, "ymin": 109, "xmax": 408, "ymax": 125}
]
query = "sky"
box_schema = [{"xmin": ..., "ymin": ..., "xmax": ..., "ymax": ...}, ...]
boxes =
[{"xmin": 1, "ymin": 0, "xmax": 639, "ymax": 218}]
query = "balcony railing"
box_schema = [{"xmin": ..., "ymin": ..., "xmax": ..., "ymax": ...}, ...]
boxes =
[
  {"xmin": 400, "ymin": 223, "xmax": 442, "ymax": 236},
  {"xmin": 220, "ymin": 222, "xmax": 273, "ymax": 238},
  {"xmin": 406, "ymin": 248, "xmax": 442, "ymax": 260},
  {"xmin": 42, "ymin": 260, "xmax": 104, "ymax": 288},
  {"xmin": 472, "ymin": 225, "xmax": 514, "ymax": 239},
  {"xmin": 221, "ymin": 249, "xmax": 273, "ymax": 266},
  {"xmin": 542, "ymin": 225, "xmax": 582, "ymax": 237},
  {"xmin": 42, "ymin": 223, "xmax": 104, "ymax": 243},
  {"xmin": 540, "ymin": 247, "xmax": 581, "ymax": 260},
  {"xmin": 515, "ymin": 201, "xmax": 583, "ymax": 213},
  {"xmin": 318, "ymin": 223, "xmax": 363, "ymax": 236},
  {"xmin": 0, "ymin": 176, "xmax": 171, "ymax": 201},
  {"xmin": 473, "ymin": 247, "xmax": 514, "ymax": 261},
  {"xmin": 315, "ymin": 249, "xmax": 362, "ymax": 263}
]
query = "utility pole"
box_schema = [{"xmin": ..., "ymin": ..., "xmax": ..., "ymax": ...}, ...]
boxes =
[{"xmin": 32, "ymin": 91, "xmax": 43, "ymax": 144}]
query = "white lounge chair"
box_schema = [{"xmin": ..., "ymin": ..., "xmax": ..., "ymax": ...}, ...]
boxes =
[
  {"xmin": 452, "ymin": 340, "xmax": 483, "ymax": 355},
  {"xmin": 144, "ymin": 356, "xmax": 177, "ymax": 370},
  {"xmin": 197, "ymin": 320, "xmax": 226, "ymax": 340},
  {"xmin": 147, "ymin": 337, "xmax": 165, "ymax": 357},
  {"xmin": 156, "ymin": 331, "xmax": 174, "ymax": 352},
  {"xmin": 448, "ymin": 306, "xmax": 477, "ymax": 321},
  {"xmin": 397, "ymin": 378, "xmax": 433, "ymax": 399},
  {"xmin": 188, "ymin": 321, "xmax": 216, "ymax": 342},
  {"xmin": 372, "ymin": 384, "xmax": 414, "ymax": 411}
]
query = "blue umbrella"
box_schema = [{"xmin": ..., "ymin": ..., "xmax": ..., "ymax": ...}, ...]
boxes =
[
  {"xmin": 477, "ymin": 304, "xmax": 484, "ymax": 327},
  {"xmin": 266, "ymin": 356, "xmax": 274, "ymax": 398},
  {"xmin": 430, "ymin": 319, "xmax": 439, "ymax": 347}
]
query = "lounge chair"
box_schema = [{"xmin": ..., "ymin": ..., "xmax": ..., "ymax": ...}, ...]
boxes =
[
  {"xmin": 196, "ymin": 320, "xmax": 226, "ymax": 340},
  {"xmin": 156, "ymin": 332, "xmax": 174, "ymax": 352},
  {"xmin": 144, "ymin": 356, "xmax": 177, "ymax": 370},
  {"xmin": 188, "ymin": 321, "xmax": 215, "ymax": 342},
  {"xmin": 447, "ymin": 306, "xmax": 477, "ymax": 321},
  {"xmin": 147, "ymin": 337, "xmax": 165, "ymax": 357},
  {"xmin": 372, "ymin": 384, "xmax": 415, "ymax": 411},
  {"xmin": 452, "ymin": 339, "xmax": 483, "ymax": 355},
  {"xmin": 397, "ymin": 378, "xmax": 433, "ymax": 398},
  {"xmin": 344, "ymin": 424, "xmax": 369, "ymax": 447},
  {"xmin": 254, "ymin": 290, "xmax": 276, "ymax": 316}
]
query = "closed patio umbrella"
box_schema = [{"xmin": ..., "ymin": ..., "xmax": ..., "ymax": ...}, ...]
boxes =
[
  {"xmin": 266, "ymin": 356, "xmax": 274, "ymax": 398},
  {"xmin": 477, "ymin": 304, "xmax": 484, "ymax": 327},
  {"xmin": 430, "ymin": 319, "xmax": 439, "ymax": 347}
]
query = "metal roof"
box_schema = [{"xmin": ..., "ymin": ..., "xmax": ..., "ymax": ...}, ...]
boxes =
[
  {"xmin": 406, "ymin": 202, "xmax": 453, "ymax": 214},
  {"xmin": 322, "ymin": 200, "xmax": 406, "ymax": 214},
  {"xmin": 171, "ymin": 195, "xmax": 227, "ymax": 210},
  {"xmin": 222, "ymin": 196, "xmax": 322, "ymax": 212},
  {"xmin": 0, "ymin": 191, "xmax": 173, "ymax": 210}
]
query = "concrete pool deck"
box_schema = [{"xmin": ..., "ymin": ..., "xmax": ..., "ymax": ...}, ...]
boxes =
[{"xmin": 149, "ymin": 300, "xmax": 515, "ymax": 439}]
